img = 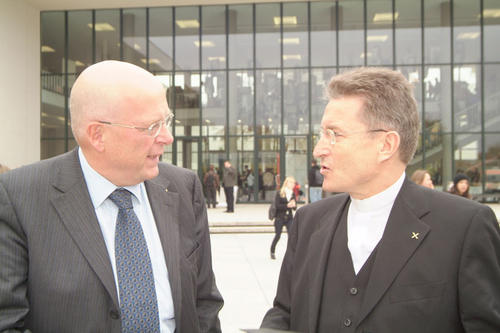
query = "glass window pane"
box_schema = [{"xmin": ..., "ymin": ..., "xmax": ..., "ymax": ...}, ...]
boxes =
[
  {"xmin": 398, "ymin": 66, "xmax": 423, "ymax": 124},
  {"xmin": 484, "ymin": 0, "xmax": 500, "ymax": 62},
  {"xmin": 175, "ymin": 7, "xmax": 200, "ymax": 70},
  {"xmin": 485, "ymin": 134, "xmax": 500, "ymax": 197},
  {"xmin": 68, "ymin": 11, "xmax": 92, "ymax": 73},
  {"xmin": 424, "ymin": 133, "xmax": 453, "ymax": 190},
  {"xmin": 484, "ymin": 64, "xmax": 500, "ymax": 132},
  {"xmin": 229, "ymin": 70, "xmax": 254, "ymax": 135},
  {"xmin": 41, "ymin": 12, "xmax": 65, "ymax": 74},
  {"xmin": 395, "ymin": 0, "xmax": 421, "ymax": 65},
  {"xmin": 284, "ymin": 69, "xmax": 308, "ymax": 135},
  {"xmin": 424, "ymin": 65, "xmax": 451, "ymax": 133},
  {"xmin": 256, "ymin": 3, "xmax": 280, "ymax": 68},
  {"xmin": 311, "ymin": 68, "xmax": 336, "ymax": 134},
  {"xmin": 202, "ymin": 6, "xmax": 226, "ymax": 70},
  {"xmin": 41, "ymin": 139, "xmax": 66, "ymax": 160},
  {"xmin": 338, "ymin": 0, "xmax": 364, "ymax": 66},
  {"xmin": 284, "ymin": 136, "xmax": 308, "ymax": 202},
  {"xmin": 453, "ymin": 0, "xmax": 480, "ymax": 63},
  {"xmin": 367, "ymin": 0, "xmax": 393, "ymax": 65},
  {"xmin": 172, "ymin": 71, "xmax": 200, "ymax": 136},
  {"xmin": 256, "ymin": 70, "xmax": 281, "ymax": 135},
  {"xmin": 424, "ymin": 0, "xmax": 451, "ymax": 64},
  {"xmin": 311, "ymin": 1, "xmax": 336, "ymax": 67},
  {"xmin": 122, "ymin": 9, "xmax": 146, "ymax": 69},
  {"xmin": 176, "ymin": 138, "xmax": 199, "ymax": 173},
  {"xmin": 454, "ymin": 65, "xmax": 481, "ymax": 132},
  {"xmin": 257, "ymin": 137, "xmax": 280, "ymax": 201},
  {"xmin": 282, "ymin": 2, "xmax": 308, "ymax": 68},
  {"xmin": 95, "ymin": 10, "xmax": 120, "ymax": 62},
  {"xmin": 228, "ymin": 137, "xmax": 255, "ymax": 202},
  {"xmin": 201, "ymin": 71, "xmax": 226, "ymax": 136},
  {"xmin": 149, "ymin": 8, "xmax": 174, "ymax": 72},
  {"xmin": 454, "ymin": 134, "xmax": 482, "ymax": 196},
  {"xmin": 228, "ymin": 5, "xmax": 253, "ymax": 69}
]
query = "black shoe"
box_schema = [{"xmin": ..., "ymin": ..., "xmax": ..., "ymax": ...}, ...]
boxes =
[{"xmin": 270, "ymin": 252, "xmax": 276, "ymax": 260}]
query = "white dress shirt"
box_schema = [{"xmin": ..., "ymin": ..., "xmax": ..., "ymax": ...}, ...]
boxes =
[
  {"xmin": 347, "ymin": 172, "xmax": 405, "ymax": 274},
  {"xmin": 78, "ymin": 148, "xmax": 175, "ymax": 333}
]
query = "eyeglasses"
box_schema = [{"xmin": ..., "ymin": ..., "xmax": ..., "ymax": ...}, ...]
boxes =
[
  {"xmin": 98, "ymin": 113, "xmax": 174, "ymax": 138},
  {"xmin": 318, "ymin": 128, "xmax": 388, "ymax": 145}
]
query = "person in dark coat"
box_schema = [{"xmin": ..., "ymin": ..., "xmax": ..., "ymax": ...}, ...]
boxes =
[
  {"xmin": 203, "ymin": 165, "xmax": 220, "ymax": 208},
  {"xmin": 270, "ymin": 176, "xmax": 297, "ymax": 259}
]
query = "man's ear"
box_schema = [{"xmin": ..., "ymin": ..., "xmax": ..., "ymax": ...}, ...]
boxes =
[
  {"xmin": 86, "ymin": 123, "xmax": 105, "ymax": 152},
  {"xmin": 378, "ymin": 131, "xmax": 400, "ymax": 162}
]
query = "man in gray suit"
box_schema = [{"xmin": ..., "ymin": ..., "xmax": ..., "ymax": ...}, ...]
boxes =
[
  {"xmin": 0, "ymin": 60, "xmax": 223, "ymax": 332},
  {"xmin": 261, "ymin": 67, "xmax": 500, "ymax": 332}
]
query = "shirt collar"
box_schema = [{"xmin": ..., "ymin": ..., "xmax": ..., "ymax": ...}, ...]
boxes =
[
  {"xmin": 350, "ymin": 172, "xmax": 406, "ymax": 213},
  {"xmin": 78, "ymin": 148, "xmax": 144, "ymax": 209}
]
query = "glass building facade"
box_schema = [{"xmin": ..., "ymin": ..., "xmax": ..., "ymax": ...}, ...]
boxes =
[{"xmin": 41, "ymin": 0, "xmax": 500, "ymax": 202}]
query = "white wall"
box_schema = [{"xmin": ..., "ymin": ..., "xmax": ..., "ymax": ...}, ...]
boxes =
[{"xmin": 0, "ymin": 0, "xmax": 40, "ymax": 169}]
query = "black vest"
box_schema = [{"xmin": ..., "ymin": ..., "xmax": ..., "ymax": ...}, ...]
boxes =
[{"xmin": 318, "ymin": 206, "xmax": 378, "ymax": 333}]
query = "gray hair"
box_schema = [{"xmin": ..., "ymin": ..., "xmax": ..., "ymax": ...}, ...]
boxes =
[{"xmin": 327, "ymin": 67, "xmax": 419, "ymax": 164}]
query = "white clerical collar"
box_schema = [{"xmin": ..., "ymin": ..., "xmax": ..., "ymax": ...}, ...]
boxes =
[{"xmin": 350, "ymin": 172, "xmax": 406, "ymax": 213}]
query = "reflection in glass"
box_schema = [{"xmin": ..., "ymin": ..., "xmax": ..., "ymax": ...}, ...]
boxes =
[
  {"xmin": 123, "ymin": 9, "xmax": 147, "ymax": 69},
  {"xmin": 41, "ymin": 12, "xmax": 65, "ymax": 74},
  {"xmin": 311, "ymin": 1, "xmax": 336, "ymax": 67},
  {"xmin": 395, "ymin": 0, "xmax": 421, "ymax": 65},
  {"xmin": 311, "ymin": 69, "xmax": 336, "ymax": 133},
  {"xmin": 424, "ymin": 65, "xmax": 451, "ymax": 133},
  {"xmin": 228, "ymin": 5, "xmax": 253, "ymax": 69},
  {"xmin": 484, "ymin": 65, "xmax": 500, "ymax": 132},
  {"xmin": 398, "ymin": 66, "xmax": 423, "ymax": 126},
  {"xmin": 229, "ymin": 71, "xmax": 254, "ymax": 135},
  {"xmin": 454, "ymin": 134, "xmax": 482, "ymax": 195},
  {"xmin": 484, "ymin": 0, "xmax": 500, "ymax": 62},
  {"xmin": 258, "ymin": 137, "xmax": 280, "ymax": 201},
  {"xmin": 484, "ymin": 134, "xmax": 500, "ymax": 197},
  {"xmin": 256, "ymin": 70, "xmax": 281, "ymax": 135},
  {"xmin": 175, "ymin": 7, "xmax": 200, "ymax": 70},
  {"xmin": 282, "ymin": 2, "xmax": 308, "ymax": 68},
  {"xmin": 284, "ymin": 69, "xmax": 308, "ymax": 135},
  {"xmin": 454, "ymin": 65, "xmax": 481, "ymax": 132},
  {"xmin": 421, "ymin": 133, "xmax": 452, "ymax": 190},
  {"xmin": 453, "ymin": 0, "xmax": 480, "ymax": 63},
  {"xmin": 41, "ymin": 139, "xmax": 66, "ymax": 160},
  {"xmin": 201, "ymin": 71, "xmax": 226, "ymax": 136},
  {"xmin": 229, "ymin": 136, "xmax": 255, "ymax": 202},
  {"xmin": 202, "ymin": 6, "xmax": 226, "ymax": 70},
  {"xmin": 367, "ymin": 0, "xmax": 393, "ymax": 65},
  {"xmin": 149, "ymin": 8, "xmax": 174, "ymax": 72},
  {"xmin": 95, "ymin": 10, "xmax": 120, "ymax": 62},
  {"xmin": 284, "ymin": 136, "xmax": 307, "ymax": 201},
  {"xmin": 256, "ymin": 3, "xmax": 280, "ymax": 68},
  {"xmin": 170, "ymin": 71, "xmax": 200, "ymax": 136},
  {"xmin": 176, "ymin": 138, "xmax": 199, "ymax": 173},
  {"xmin": 338, "ymin": 0, "xmax": 364, "ymax": 66},
  {"xmin": 424, "ymin": 0, "xmax": 451, "ymax": 64},
  {"xmin": 68, "ymin": 11, "xmax": 92, "ymax": 73}
]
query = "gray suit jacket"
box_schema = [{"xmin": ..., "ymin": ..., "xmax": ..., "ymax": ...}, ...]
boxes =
[
  {"xmin": 0, "ymin": 149, "xmax": 223, "ymax": 332},
  {"xmin": 261, "ymin": 179, "xmax": 500, "ymax": 333}
]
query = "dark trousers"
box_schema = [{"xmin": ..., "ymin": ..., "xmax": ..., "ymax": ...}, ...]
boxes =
[
  {"xmin": 224, "ymin": 186, "xmax": 234, "ymax": 212},
  {"xmin": 206, "ymin": 187, "xmax": 217, "ymax": 208},
  {"xmin": 270, "ymin": 216, "xmax": 291, "ymax": 254}
]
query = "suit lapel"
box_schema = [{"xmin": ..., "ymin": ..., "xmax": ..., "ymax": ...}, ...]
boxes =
[
  {"xmin": 145, "ymin": 178, "xmax": 182, "ymax": 325},
  {"xmin": 308, "ymin": 195, "xmax": 351, "ymax": 333},
  {"xmin": 50, "ymin": 149, "xmax": 119, "ymax": 307},
  {"xmin": 357, "ymin": 180, "xmax": 431, "ymax": 325}
]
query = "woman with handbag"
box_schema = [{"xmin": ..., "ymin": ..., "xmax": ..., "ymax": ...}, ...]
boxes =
[{"xmin": 270, "ymin": 176, "xmax": 297, "ymax": 259}]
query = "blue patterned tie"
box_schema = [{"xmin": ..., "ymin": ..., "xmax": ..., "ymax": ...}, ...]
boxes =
[{"xmin": 109, "ymin": 188, "xmax": 160, "ymax": 333}]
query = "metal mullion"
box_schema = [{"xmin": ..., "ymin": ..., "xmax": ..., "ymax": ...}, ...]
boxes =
[
  {"xmin": 225, "ymin": 5, "xmax": 230, "ymax": 162},
  {"xmin": 252, "ymin": 4, "xmax": 259, "ymax": 201},
  {"xmin": 450, "ymin": 0, "xmax": 455, "ymax": 175},
  {"xmin": 280, "ymin": 2, "xmax": 285, "ymax": 184},
  {"xmin": 120, "ymin": 9, "xmax": 123, "ymax": 60},
  {"xmin": 172, "ymin": 7, "xmax": 177, "ymax": 165},
  {"xmin": 64, "ymin": 11, "xmax": 69, "ymax": 152},
  {"xmin": 363, "ymin": 0, "xmax": 367, "ymax": 67},
  {"xmin": 392, "ymin": 0, "xmax": 396, "ymax": 69},
  {"xmin": 480, "ymin": 0, "xmax": 486, "ymax": 195},
  {"xmin": 307, "ymin": 1, "xmax": 312, "ymax": 171},
  {"xmin": 421, "ymin": 0, "xmax": 426, "ymax": 168},
  {"xmin": 146, "ymin": 8, "xmax": 150, "ymax": 72},
  {"xmin": 198, "ymin": 5, "xmax": 202, "ymax": 179},
  {"xmin": 92, "ymin": 10, "xmax": 96, "ymax": 64}
]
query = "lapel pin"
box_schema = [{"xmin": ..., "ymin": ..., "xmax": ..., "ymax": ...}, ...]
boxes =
[{"xmin": 411, "ymin": 232, "xmax": 419, "ymax": 240}]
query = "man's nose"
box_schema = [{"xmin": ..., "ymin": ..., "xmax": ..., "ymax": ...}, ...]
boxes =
[
  {"xmin": 313, "ymin": 140, "xmax": 329, "ymax": 159},
  {"xmin": 156, "ymin": 123, "xmax": 174, "ymax": 145}
]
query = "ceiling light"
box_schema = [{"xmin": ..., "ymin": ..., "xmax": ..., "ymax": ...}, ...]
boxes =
[
  {"xmin": 283, "ymin": 54, "xmax": 302, "ymax": 60},
  {"xmin": 280, "ymin": 38, "xmax": 300, "ymax": 45},
  {"xmin": 176, "ymin": 20, "xmax": 200, "ymax": 28},
  {"xmin": 360, "ymin": 52, "xmax": 372, "ymax": 59},
  {"xmin": 41, "ymin": 45, "xmax": 55, "ymax": 53},
  {"xmin": 373, "ymin": 12, "xmax": 399, "ymax": 23},
  {"xmin": 141, "ymin": 58, "xmax": 160, "ymax": 64},
  {"xmin": 74, "ymin": 60, "xmax": 84, "ymax": 66},
  {"xmin": 274, "ymin": 16, "xmax": 297, "ymax": 26},
  {"xmin": 134, "ymin": 43, "xmax": 141, "ymax": 50},
  {"xmin": 483, "ymin": 9, "xmax": 500, "ymax": 18},
  {"xmin": 208, "ymin": 56, "xmax": 226, "ymax": 62},
  {"xmin": 367, "ymin": 35, "xmax": 388, "ymax": 42},
  {"xmin": 457, "ymin": 32, "xmax": 480, "ymax": 40},
  {"xmin": 194, "ymin": 40, "xmax": 215, "ymax": 47},
  {"xmin": 88, "ymin": 23, "xmax": 115, "ymax": 31}
]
